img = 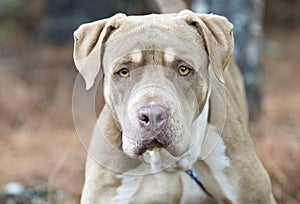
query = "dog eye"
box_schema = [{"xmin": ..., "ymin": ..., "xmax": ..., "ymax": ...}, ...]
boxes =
[
  {"xmin": 117, "ymin": 68, "xmax": 130, "ymax": 78},
  {"xmin": 178, "ymin": 65, "xmax": 191, "ymax": 76}
]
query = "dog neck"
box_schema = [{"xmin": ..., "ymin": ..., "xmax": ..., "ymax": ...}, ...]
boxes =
[{"xmin": 177, "ymin": 86, "xmax": 211, "ymax": 170}]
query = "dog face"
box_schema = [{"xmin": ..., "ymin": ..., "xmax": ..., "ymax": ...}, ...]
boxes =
[
  {"xmin": 73, "ymin": 10, "xmax": 233, "ymax": 159},
  {"xmin": 102, "ymin": 21, "xmax": 209, "ymax": 158}
]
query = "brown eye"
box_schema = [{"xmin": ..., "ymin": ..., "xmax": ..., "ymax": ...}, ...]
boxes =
[
  {"xmin": 117, "ymin": 68, "xmax": 129, "ymax": 78},
  {"xmin": 178, "ymin": 65, "xmax": 191, "ymax": 76}
]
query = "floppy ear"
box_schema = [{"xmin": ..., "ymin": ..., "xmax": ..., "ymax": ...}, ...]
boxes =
[
  {"xmin": 180, "ymin": 10, "xmax": 234, "ymax": 83},
  {"xmin": 73, "ymin": 14, "xmax": 126, "ymax": 90}
]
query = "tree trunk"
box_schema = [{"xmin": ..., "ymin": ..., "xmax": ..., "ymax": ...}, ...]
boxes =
[{"xmin": 193, "ymin": 0, "xmax": 264, "ymax": 121}]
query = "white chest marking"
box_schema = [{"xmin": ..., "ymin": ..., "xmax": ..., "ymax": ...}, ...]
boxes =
[
  {"xmin": 205, "ymin": 132, "xmax": 237, "ymax": 203},
  {"xmin": 113, "ymin": 174, "xmax": 142, "ymax": 204}
]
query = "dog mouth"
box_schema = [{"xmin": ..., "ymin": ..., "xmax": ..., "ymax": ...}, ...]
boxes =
[
  {"xmin": 133, "ymin": 132, "xmax": 171, "ymax": 156},
  {"xmin": 134, "ymin": 139, "xmax": 163, "ymax": 156}
]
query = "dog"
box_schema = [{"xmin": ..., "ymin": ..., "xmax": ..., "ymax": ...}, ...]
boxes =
[{"xmin": 73, "ymin": 10, "xmax": 275, "ymax": 203}]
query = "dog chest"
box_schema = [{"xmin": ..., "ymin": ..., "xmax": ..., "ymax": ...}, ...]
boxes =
[{"xmin": 113, "ymin": 171, "xmax": 210, "ymax": 203}]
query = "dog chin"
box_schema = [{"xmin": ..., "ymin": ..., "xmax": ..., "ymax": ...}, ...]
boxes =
[
  {"xmin": 165, "ymin": 144, "xmax": 188, "ymax": 157},
  {"xmin": 124, "ymin": 144, "xmax": 188, "ymax": 161},
  {"xmin": 122, "ymin": 134, "xmax": 189, "ymax": 159}
]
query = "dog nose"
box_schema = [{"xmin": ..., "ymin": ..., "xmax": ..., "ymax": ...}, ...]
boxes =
[{"xmin": 137, "ymin": 105, "xmax": 169, "ymax": 130}]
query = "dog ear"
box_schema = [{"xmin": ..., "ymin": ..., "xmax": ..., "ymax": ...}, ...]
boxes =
[
  {"xmin": 73, "ymin": 14, "xmax": 126, "ymax": 90},
  {"xmin": 180, "ymin": 10, "xmax": 234, "ymax": 83}
]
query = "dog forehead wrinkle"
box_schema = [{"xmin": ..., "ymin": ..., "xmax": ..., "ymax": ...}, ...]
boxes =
[
  {"xmin": 103, "ymin": 20, "xmax": 206, "ymax": 67},
  {"xmin": 140, "ymin": 50, "xmax": 165, "ymax": 66}
]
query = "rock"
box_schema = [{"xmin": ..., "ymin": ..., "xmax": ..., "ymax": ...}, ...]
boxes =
[{"xmin": 1, "ymin": 182, "xmax": 25, "ymax": 196}]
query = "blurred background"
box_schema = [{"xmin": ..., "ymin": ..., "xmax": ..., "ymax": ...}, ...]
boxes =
[{"xmin": 0, "ymin": 0, "xmax": 299, "ymax": 203}]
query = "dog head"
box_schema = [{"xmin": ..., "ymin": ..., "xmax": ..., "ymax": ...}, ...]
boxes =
[{"xmin": 73, "ymin": 10, "xmax": 233, "ymax": 159}]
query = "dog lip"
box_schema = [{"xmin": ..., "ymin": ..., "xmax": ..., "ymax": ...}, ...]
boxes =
[
  {"xmin": 133, "ymin": 146, "xmax": 147, "ymax": 156},
  {"xmin": 145, "ymin": 137, "xmax": 164, "ymax": 149},
  {"xmin": 134, "ymin": 134, "xmax": 167, "ymax": 156},
  {"xmin": 133, "ymin": 139, "xmax": 181, "ymax": 157}
]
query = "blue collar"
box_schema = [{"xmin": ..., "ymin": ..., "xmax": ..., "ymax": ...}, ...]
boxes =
[{"xmin": 185, "ymin": 169, "xmax": 213, "ymax": 198}]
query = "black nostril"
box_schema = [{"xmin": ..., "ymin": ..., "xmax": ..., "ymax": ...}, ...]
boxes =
[
  {"xmin": 137, "ymin": 105, "xmax": 169, "ymax": 129},
  {"xmin": 139, "ymin": 114, "xmax": 150, "ymax": 125}
]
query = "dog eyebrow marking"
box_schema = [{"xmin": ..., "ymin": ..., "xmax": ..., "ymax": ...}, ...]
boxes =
[
  {"xmin": 164, "ymin": 48, "xmax": 176, "ymax": 63},
  {"xmin": 129, "ymin": 50, "xmax": 142, "ymax": 64}
]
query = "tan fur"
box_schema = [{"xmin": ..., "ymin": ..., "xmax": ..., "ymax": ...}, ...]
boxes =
[{"xmin": 73, "ymin": 10, "xmax": 275, "ymax": 204}]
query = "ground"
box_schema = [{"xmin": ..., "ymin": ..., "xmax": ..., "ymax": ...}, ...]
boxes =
[
  {"xmin": 252, "ymin": 27, "xmax": 300, "ymax": 203},
  {"xmin": 0, "ymin": 27, "xmax": 299, "ymax": 203}
]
